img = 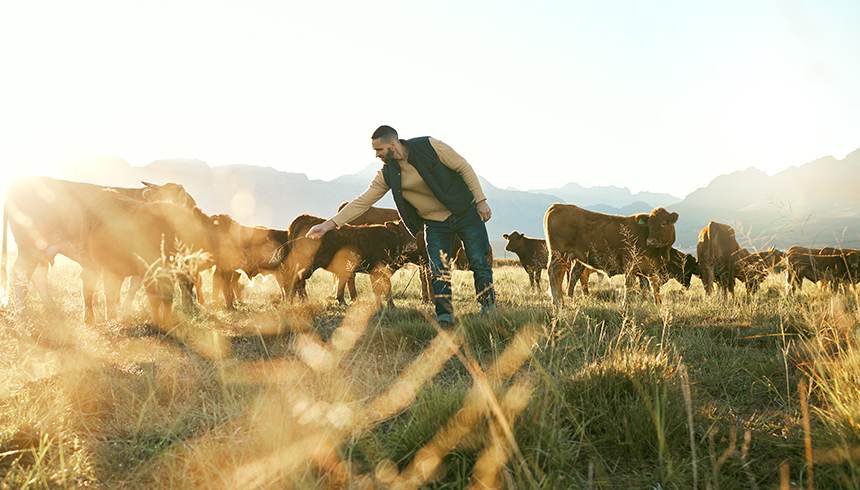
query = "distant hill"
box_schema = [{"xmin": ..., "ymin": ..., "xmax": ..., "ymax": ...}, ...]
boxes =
[
  {"xmin": 527, "ymin": 182, "xmax": 682, "ymax": 209},
  {"xmin": 54, "ymin": 148, "xmax": 860, "ymax": 257},
  {"xmin": 669, "ymin": 148, "xmax": 860, "ymax": 251}
]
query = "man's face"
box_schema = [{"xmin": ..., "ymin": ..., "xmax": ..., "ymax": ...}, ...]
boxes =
[{"xmin": 372, "ymin": 138, "xmax": 396, "ymax": 163}]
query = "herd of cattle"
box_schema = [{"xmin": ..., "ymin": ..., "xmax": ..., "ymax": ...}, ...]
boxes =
[{"xmin": 1, "ymin": 176, "xmax": 858, "ymax": 326}]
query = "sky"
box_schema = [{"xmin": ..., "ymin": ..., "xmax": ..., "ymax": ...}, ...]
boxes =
[{"xmin": 1, "ymin": 0, "xmax": 859, "ymax": 199}]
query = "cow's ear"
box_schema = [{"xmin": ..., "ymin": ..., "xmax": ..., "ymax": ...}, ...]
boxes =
[
  {"xmin": 635, "ymin": 214, "xmax": 649, "ymax": 226},
  {"xmin": 385, "ymin": 221, "xmax": 397, "ymax": 230},
  {"xmin": 502, "ymin": 234, "xmax": 509, "ymax": 240},
  {"xmin": 668, "ymin": 212, "xmax": 679, "ymax": 224}
]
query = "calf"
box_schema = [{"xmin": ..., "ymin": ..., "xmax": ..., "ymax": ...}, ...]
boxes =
[
  {"xmin": 735, "ymin": 248, "xmax": 785, "ymax": 294},
  {"xmin": 667, "ymin": 248, "xmax": 699, "ymax": 289},
  {"xmin": 544, "ymin": 204, "xmax": 678, "ymax": 304},
  {"xmin": 287, "ymin": 217, "xmax": 416, "ymax": 305},
  {"xmin": 210, "ymin": 214, "xmax": 291, "ymax": 308},
  {"xmin": 502, "ymin": 231, "xmax": 546, "ymax": 289},
  {"xmin": 336, "ymin": 202, "xmax": 431, "ymax": 302}
]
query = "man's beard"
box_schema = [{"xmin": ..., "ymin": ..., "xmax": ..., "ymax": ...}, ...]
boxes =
[{"xmin": 382, "ymin": 148, "xmax": 397, "ymax": 165}]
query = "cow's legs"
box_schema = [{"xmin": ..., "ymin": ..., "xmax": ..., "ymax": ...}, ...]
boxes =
[
  {"xmin": 81, "ymin": 267, "xmax": 100, "ymax": 324},
  {"xmin": 370, "ymin": 265, "xmax": 394, "ymax": 308},
  {"xmin": 566, "ymin": 261, "xmax": 587, "ymax": 296},
  {"xmin": 11, "ymin": 257, "xmax": 45, "ymax": 312},
  {"xmin": 121, "ymin": 275, "xmax": 143, "ymax": 313},
  {"xmin": 547, "ymin": 252, "xmax": 569, "ymax": 304},
  {"xmin": 146, "ymin": 277, "xmax": 173, "ymax": 327},
  {"xmin": 30, "ymin": 262, "xmax": 54, "ymax": 313},
  {"xmin": 701, "ymin": 260, "xmax": 715, "ymax": 295},
  {"xmin": 103, "ymin": 272, "xmax": 124, "ymax": 320},
  {"xmin": 648, "ymin": 275, "xmax": 663, "ymax": 304}
]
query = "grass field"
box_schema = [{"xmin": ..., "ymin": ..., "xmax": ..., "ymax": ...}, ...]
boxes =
[{"xmin": 1, "ymin": 254, "xmax": 859, "ymax": 489}]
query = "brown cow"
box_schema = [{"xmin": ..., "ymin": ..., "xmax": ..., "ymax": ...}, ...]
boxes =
[
  {"xmin": 667, "ymin": 248, "xmax": 700, "ymax": 289},
  {"xmin": 735, "ymin": 247, "xmax": 785, "ymax": 294},
  {"xmin": 83, "ymin": 195, "xmax": 222, "ymax": 326},
  {"xmin": 786, "ymin": 247, "xmax": 860, "ymax": 293},
  {"xmin": 502, "ymin": 231, "xmax": 546, "ymax": 289},
  {"xmin": 284, "ymin": 215, "xmax": 416, "ymax": 305},
  {"xmin": 544, "ymin": 204, "xmax": 678, "ymax": 304},
  {"xmin": 336, "ymin": 202, "xmax": 431, "ymax": 302},
  {"xmin": 2, "ymin": 176, "xmax": 197, "ymax": 322},
  {"xmin": 283, "ymin": 214, "xmax": 328, "ymax": 299},
  {"xmin": 209, "ymin": 214, "xmax": 291, "ymax": 308},
  {"xmin": 696, "ymin": 221, "xmax": 749, "ymax": 295}
]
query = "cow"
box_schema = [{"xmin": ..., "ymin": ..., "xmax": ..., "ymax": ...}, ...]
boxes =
[
  {"xmin": 502, "ymin": 231, "xmax": 546, "ymax": 289},
  {"xmin": 735, "ymin": 247, "xmax": 785, "ymax": 294},
  {"xmin": 667, "ymin": 248, "xmax": 700, "ymax": 289},
  {"xmin": 336, "ymin": 202, "xmax": 432, "ymax": 303},
  {"xmin": 335, "ymin": 202, "xmax": 493, "ymax": 303},
  {"xmin": 83, "ymin": 194, "xmax": 222, "ymax": 326},
  {"xmin": 283, "ymin": 214, "xmax": 328, "ymax": 299},
  {"xmin": 209, "ymin": 214, "xmax": 291, "ymax": 308},
  {"xmin": 696, "ymin": 221, "xmax": 749, "ymax": 296},
  {"xmin": 2, "ymin": 176, "xmax": 197, "ymax": 322},
  {"xmin": 786, "ymin": 247, "xmax": 860, "ymax": 294},
  {"xmin": 544, "ymin": 204, "xmax": 679, "ymax": 304},
  {"xmin": 284, "ymin": 214, "xmax": 416, "ymax": 305},
  {"xmin": 503, "ymin": 230, "xmax": 593, "ymax": 293}
]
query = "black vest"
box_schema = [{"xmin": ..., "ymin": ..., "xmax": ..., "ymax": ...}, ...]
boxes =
[{"xmin": 382, "ymin": 137, "xmax": 476, "ymax": 236}]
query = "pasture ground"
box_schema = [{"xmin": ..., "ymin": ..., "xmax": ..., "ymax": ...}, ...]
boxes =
[{"xmin": 1, "ymin": 255, "xmax": 859, "ymax": 489}]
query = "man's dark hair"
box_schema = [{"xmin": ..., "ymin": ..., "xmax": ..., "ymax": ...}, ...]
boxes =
[{"xmin": 371, "ymin": 125, "xmax": 398, "ymax": 143}]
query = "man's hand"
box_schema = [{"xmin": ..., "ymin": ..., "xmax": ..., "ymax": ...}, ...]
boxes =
[
  {"xmin": 305, "ymin": 219, "xmax": 337, "ymax": 239},
  {"xmin": 477, "ymin": 200, "xmax": 492, "ymax": 222}
]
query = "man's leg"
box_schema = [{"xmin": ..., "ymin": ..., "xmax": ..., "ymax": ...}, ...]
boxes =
[
  {"xmin": 453, "ymin": 206, "xmax": 495, "ymax": 312},
  {"xmin": 424, "ymin": 220, "xmax": 456, "ymax": 326}
]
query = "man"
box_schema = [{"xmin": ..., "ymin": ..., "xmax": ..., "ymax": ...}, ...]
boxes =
[{"xmin": 305, "ymin": 125, "xmax": 495, "ymax": 328}]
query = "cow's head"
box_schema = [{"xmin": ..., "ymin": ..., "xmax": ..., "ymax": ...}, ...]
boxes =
[
  {"xmin": 142, "ymin": 181, "xmax": 198, "ymax": 208},
  {"xmin": 503, "ymin": 231, "xmax": 525, "ymax": 253},
  {"xmin": 635, "ymin": 207, "xmax": 678, "ymax": 248},
  {"xmin": 385, "ymin": 220, "xmax": 418, "ymax": 254}
]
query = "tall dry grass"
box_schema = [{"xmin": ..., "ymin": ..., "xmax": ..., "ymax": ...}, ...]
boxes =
[{"xmin": 1, "ymin": 256, "xmax": 859, "ymax": 488}]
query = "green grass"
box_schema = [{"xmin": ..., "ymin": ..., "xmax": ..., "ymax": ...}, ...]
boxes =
[{"xmin": 1, "ymin": 257, "xmax": 860, "ymax": 488}]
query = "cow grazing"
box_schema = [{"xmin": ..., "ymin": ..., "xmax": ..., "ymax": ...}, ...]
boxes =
[
  {"xmin": 209, "ymin": 214, "xmax": 291, "ymax": 308},
  {"xmin": 667, "ymin": 248, "xmax": 700, "ymax": 289},
  {"xmin": 786, "ymin": 247, "xmax": 860, "ymax": 294},
  {"xmin": 544, "ymin": 204, "xmax": 679, "ymax": 304},
  {"xmin": 2, "ymin": 176, "xmax": 197, "ymax": 322},
  {"xmin": 83, "ymin": 195, "xmax": 221, "ymax": 326},
  {"xmin": 696, "ymin": 221, "xmax": 748, "ymax": 296},
  {"xmin": 735, "ymin": 247, "xmax": 785, "ymax": 294}
]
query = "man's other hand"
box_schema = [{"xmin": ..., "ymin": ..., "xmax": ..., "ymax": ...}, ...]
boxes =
[{"xmin": 477, "ymin": 200, "xmax": 492, "ymax": 222}]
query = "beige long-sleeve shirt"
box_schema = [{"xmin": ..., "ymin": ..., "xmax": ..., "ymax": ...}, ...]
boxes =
[{"xmin": 332, "ymin": 138, "xmax": 487, "ymax": 227}]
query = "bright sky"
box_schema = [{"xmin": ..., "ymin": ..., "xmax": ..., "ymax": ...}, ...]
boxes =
[{"xmin": 2, "ymin": 0, "xmax": 859, "ymax": 199}]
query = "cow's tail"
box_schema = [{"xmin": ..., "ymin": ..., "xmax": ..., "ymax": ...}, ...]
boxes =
[{"xmin": 1, "ymin": 202, "xmax": 8, "ymax": 300}]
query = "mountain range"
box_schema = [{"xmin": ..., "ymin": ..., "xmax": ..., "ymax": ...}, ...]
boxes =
[{"xmin": 56, "ymin": 148, "xmax": 860, "ymax": 256}]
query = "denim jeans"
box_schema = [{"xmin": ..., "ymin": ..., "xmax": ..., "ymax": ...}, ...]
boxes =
[{"xmin": 424, "ymin": 204, "xmax": 495, "ymax": 324}]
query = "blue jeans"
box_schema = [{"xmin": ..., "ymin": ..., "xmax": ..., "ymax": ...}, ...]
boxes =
[{"xmin": 424, "ymin": 204, "xmax": 495, "ymax": 324}]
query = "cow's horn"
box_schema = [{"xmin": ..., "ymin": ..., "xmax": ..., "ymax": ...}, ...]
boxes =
[{"xmin": 141, "ymin": 181, "xmax": 159, "ymax": 188}]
